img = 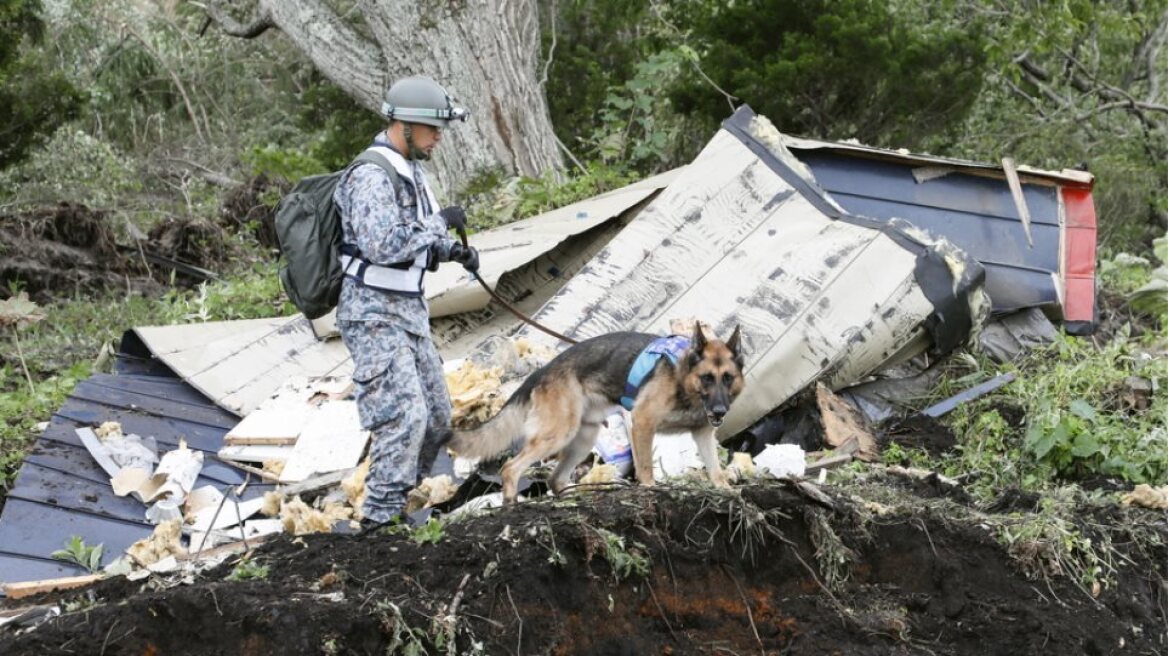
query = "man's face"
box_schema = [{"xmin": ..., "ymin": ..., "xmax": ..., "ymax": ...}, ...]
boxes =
[{"xmin": 409, "ymin": 123, "xmax": 442, "ymax": 159}]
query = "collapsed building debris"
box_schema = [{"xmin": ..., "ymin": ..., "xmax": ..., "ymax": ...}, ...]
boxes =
[{"xmin": 0, "ymin": 107, "xmax": 1102, "ymax": 594}]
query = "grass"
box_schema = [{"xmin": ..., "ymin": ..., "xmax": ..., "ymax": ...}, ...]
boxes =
[{"xmin": 938, "ymin": 332, "xmax": 1168, "ymax": 501}]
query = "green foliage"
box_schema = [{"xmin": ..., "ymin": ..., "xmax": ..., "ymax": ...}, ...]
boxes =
[
  {"xmin": 0, "ymin": 361, "xmax": 89, "ymax": 490},
  {"xmin": 297, "ymin": 78, "xmax": 386, "ymax": 171},
  {"xmin": 947, "ymin": 334, "xmax": 1168, "ymax": 498},
  {"xmin": 541, "ymin": 0, "xmax": 661, "ymax": 156},
  {"xmin": 945, "ymin": 0, "xmax": 1168, "ymax": 252},
  {"xmin": 242, "ymin": 144, "xmax": 328, "ymax": 185},
  {"xmin": 226, "ymin": 556, "xmax": 269, "ymax": 581},
  {"xmin": 460, "ymin": 162, "xmax": 638, "ymax": 230},
  {"xmin": 0, "ymin": 127, "xmax": 140, "ymax": 207},
  {"xmin": 993, "ymin": 490, "xmax": 1111, "ymax": 589},
  {"xmin": 0, "ymin": 0, "xmax": 84, "ymax": 168},
  {"xmin": 411, "ymin": 518, "xmax": 445, "ymax": 545},
  {"xmin": 596, "ymin": 527, "xmax": 650, "ymax": 580},
  {"xmin": 1128, "ymin": 233, "xmax": 1168, "ymax": 317},
  {"xmin": 158, "ymin": 262, "xmax": 296, "ymax": 323},
  {"xmin": 588, "ymin": 48, "xmax": 698, "ymax": 171},
  {"xmin": 51, "ymin": 535, "xmax": 103, "ymax": 572},
  {"xmin": 666, "ymin": 0, "xmax": 987, "ymax": 147},
  {"xmin": 52, "ymin": 1, "xmax": 317, "ymax": 155},
  {"xmin": 0, "ymin": 0, "xmax": 42, "ymax": 62},
  {"xmin": 1098, "ymin": 251, "xmax": 1153, "ymax": 297}
]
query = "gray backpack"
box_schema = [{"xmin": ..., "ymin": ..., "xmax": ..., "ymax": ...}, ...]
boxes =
[{"xmin": 275, "ymin": 151, "xmax": 401, "ymax": 319}]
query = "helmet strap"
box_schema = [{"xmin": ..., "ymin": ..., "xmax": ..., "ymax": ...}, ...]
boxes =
[{"xmin": 402, "ymin": 123, "xmax": 430, "ymax": 161}]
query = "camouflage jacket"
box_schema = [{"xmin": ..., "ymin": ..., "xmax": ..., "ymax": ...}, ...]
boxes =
[{"xmin": 333, "ymin": 135, "xmax": 456, "ymax": 335}]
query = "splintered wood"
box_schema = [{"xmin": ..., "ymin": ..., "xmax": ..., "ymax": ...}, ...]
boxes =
[
  {"xmin": 816, "ymin": 383, "xmax": 879, "ymax": 462},
  {"xmin": 217, "ymin": 377, "xmax": 369, "ymax": 483}
]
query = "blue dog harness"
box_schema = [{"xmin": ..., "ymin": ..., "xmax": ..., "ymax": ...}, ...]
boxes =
[{"xmin": 620, "ymin": 335, "xmax": 691, "ymax": 411}]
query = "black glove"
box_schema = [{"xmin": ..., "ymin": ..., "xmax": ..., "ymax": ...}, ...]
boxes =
[
  {"xmin": 438, "ymin": 206, "xmax": 467, "ymax": 232},
  {"xmin": 448, "ymin": 242, "xmax": 480, "ymax": 273}
]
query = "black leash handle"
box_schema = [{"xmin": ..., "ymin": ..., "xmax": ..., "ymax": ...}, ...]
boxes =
[{"xmin": 456, "ymin": 227, "xmax": 578, "ymax": 345}]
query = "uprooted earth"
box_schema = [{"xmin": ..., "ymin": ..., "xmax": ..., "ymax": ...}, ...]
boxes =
[{"xmin": 1, "ymin": 468, "xmax": 1166, "ymax": 655}]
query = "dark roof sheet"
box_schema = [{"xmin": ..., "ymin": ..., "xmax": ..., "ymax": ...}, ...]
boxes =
[{"xmin": 0, "ymin": 341, "xmax": 274, "ymax": 588}]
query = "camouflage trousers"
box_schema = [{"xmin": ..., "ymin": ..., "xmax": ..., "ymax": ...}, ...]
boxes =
[{"xmin": 338, "ymin": 320, "xmax": 453, "ymax": 523}]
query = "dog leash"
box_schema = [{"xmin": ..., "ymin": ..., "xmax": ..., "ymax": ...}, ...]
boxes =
[{"xmin": 456, "ymin": 227, "xmax": 579, "ymax": 345}]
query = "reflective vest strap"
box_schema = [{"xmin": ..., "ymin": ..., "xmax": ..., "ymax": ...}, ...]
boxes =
[{"xmin": 340, "ymin": 251, "xmax": 429, "ymax": 296}]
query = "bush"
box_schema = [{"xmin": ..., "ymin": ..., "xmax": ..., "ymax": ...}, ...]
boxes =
[
  {"xmin": 0, "ymin": 0, "xmax": 84, "ymax": 168},
  {"xmin": 666, "ymin": 0, "xmax": 987, "ymax": 147}
]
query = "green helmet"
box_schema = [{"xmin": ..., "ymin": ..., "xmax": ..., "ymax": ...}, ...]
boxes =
[{"xmin": 381, "ymin": 75, "xmax": 469, "ymax": 128}]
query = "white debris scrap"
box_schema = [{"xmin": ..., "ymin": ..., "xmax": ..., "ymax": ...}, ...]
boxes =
[
  {"xmin": 594, "ymin": 406, "xmax": 633, "ymax": 477},
  {"xmin": 652, "ymin": 433, "xmax": 703, "ymax": 481},
  {"xmin": 754, "ymin": 444, "xmax": 806, "ymax": 478}
]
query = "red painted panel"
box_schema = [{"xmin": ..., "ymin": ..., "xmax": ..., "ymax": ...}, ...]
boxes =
[{"xmin": 1061, "ymin": 188, "xmax": 1098, "ymax": 324}]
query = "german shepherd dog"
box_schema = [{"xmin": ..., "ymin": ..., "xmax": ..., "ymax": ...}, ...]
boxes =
[{"xmin": 448, "ymin": 324, "xmax": 746, "ymax": 503}]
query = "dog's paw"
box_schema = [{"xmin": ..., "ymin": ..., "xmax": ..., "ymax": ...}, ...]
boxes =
[{"xmin": 710, "ymin": 470, "xmax": 732, "ymax": 489}]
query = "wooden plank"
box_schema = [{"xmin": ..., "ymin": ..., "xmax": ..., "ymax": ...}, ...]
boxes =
[
  {"xmin": 1002, "ymin": 157, "xmax": 1035, "ymax": 247},
  {"xmin": 188, "ymin": 496, "xmax": 266, "ymax": 534},
  {"xmin": 181, "ymin": 534, "xmax": 271, "ymax": 562},
  {"xmin": 75, "ymin": 428, "xmax": 120, "ymax": 479},
  {"xmin": 4, "ymin": 574, "xmax": 103, "ymax": 600},
  {"xmin": 279, "ymin": 401, "xmax": 369, "ymax": 482},
  {"xmin": 224, "ymin": 435, "xmax": 298, "ymax": 446},
  {"xmin": 804, "ymin": 453, "xmax": 854, "ymax": 473},
  {"xmin": 225, "ymin": 400, "xmax": 311, "ymax": 441},
  {"xmin": 220, "ymin": 461, "xmax": 281, "ymax": 483},
  {"xmin": 217, "ymin": 444, "xmax": 294, "ymax": 463},
  {"xmin": 277, "ymin": 468, "xmax": 353, "ymax": 497}
]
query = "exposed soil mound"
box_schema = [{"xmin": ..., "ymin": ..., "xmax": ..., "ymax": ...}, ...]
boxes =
[
  {"xmin": 880, "ymin": 413, "xmax": 957, "ymax": 457},
  {"xmin": 147, "ymin": 216, "xmax": 234, "ymax": 270},
  {"xmin": 220, "ymin": 174, "xmax": 287, "ymax": 250},
  {"xmin": 0, "ymin": 203, "xmax": 240, "ymax": 303},
  {"xmin": 0, "ymin": 203, "xmax": 143, "ymax": 304},
  {"xmin": 3, "ymin": 484, "xmax": 1164, "ymax": 655}
]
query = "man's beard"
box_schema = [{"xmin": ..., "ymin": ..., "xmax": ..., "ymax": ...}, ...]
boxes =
[{"xmin": 404, "ymin": 124, "xmax": 431, "ymax": 161}]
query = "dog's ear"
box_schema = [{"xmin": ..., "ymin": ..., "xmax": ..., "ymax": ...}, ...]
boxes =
[
  {"xmin": 691, "ymin": 321, "xmax": 707, "ymax": 351},
  {"xmin": 726, "ymin": 325, "xmax": 745, "ymax": 369},
  {"xmin": 686, "ymin": 350, "xmax": 702, "ymax": 369}
]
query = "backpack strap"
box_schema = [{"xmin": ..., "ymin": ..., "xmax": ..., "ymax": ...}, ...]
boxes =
[
  {"xmin": 338, "ymin": 148, "xmax": 429, "ymax": 297},
  {"xmin": 351, "ymin": 149, "xmax": 404, "ymax": 200}
]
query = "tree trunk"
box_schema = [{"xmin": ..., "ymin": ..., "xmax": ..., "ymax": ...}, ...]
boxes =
[{"xmin": 205, "ymin": 0, "xmax": 563, "ymax": 195}]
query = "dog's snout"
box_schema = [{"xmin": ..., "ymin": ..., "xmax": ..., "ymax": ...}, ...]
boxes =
[{"xmin": 711, "ymin": 404, "xmax": 728, "ymax": 419}]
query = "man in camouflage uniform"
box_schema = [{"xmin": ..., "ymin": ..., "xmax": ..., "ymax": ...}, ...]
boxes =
[{"xmin": 334, "ymin": 75, "xmax": 479, "ymax": 528}]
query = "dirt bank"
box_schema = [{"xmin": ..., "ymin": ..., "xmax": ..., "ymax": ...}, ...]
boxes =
[{"xmin": 3, "ymin": 483, "xmax": 1164, "ymax": 655}]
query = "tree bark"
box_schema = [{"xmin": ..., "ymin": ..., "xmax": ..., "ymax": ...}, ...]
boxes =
[{"xmin": 204, "ymin": 0, "xmax": 563, "ymax": 195}]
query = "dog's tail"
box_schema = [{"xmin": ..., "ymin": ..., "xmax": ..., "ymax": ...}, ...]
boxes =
[{"xmin": 447, "ymin": 401, "xmax": 526, "ymax": 461}]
